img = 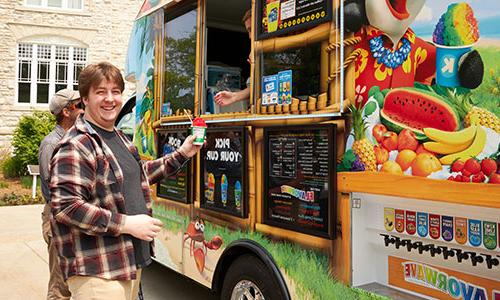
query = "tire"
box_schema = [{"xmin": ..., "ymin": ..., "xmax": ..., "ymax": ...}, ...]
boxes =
[{"xmin": 221, "ymin": 254, "xmax": 286, "ymax": 300}]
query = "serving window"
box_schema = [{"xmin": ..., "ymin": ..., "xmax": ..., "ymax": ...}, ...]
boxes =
[
  {"xmin": 260, "ymin": 43, "xmax": 321, "ymax": 107},
  {"xmin": 202, "ymin": 0, "xmax": 252, "ymax": 115},
  {"xmin": 162, "ymin": 2, "xmax": 198, "ymax": 117}
]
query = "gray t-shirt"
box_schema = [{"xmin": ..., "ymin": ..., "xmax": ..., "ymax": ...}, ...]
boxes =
[
  {"xmin": 39, "ymin": 124, "xmax": 66, "ymax": 203},
  {"xmin": 90, "ymin": 123, "xmax": 151, "ymax": 268}
]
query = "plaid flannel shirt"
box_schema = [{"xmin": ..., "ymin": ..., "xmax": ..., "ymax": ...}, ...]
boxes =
[{"xmin": 50, "ymin": 116, "xmax": 187, "ymax": 280}]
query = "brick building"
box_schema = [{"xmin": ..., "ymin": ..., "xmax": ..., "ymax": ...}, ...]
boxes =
[{"xmin": 0, "ymin": 0, "xmax": 142, "ymax": 148}]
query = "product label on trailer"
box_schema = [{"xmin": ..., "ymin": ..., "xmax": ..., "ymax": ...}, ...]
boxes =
[
  {"xmin": 395, "ymin": 209, "xmax": 405, "ymax": 233},
  {"xmin": 455, "ymin": 217, "xmax": 468, "ymax": 245},
  {"xmin": 468, "ymin": 219, "xmax": 482, "ymax": 247},
  {"xmin": 405, "ymin": 210, "xmax": 416, "ymax": 235},
  {"xmin": 442, "ymin": 215, "xmax": 454, "ymax": 242},
  {"xmin": 483, "ymin": 221, "xmax": 497, "ymax": 250},
  {"xmin": 384, "ymin": 207, "xmax": 395, "ymax": 231},
  {"xmin": 429, "ymin": 214, "xmax": 441, "ymax": 239},
  {"xmin": 417, "ymin": 212, "xmax": 428, "ymax": 237}
]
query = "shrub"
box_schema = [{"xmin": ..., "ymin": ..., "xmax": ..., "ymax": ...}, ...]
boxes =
[
  {"xmin": 20, "ymin": 176, "xmax": 41, "ymax": 189},
  {"xmin": 2, "ymin": 156, "xmax": 24, "ymax": 178},
  {"xmin": 11, "ymin": 111, "xmax": 55, "ymax": 176},
  {"xmin": 0, "ymin": 192, "xmax": 44, "ymax": 206},
  {"xmin": 0, "ymin": 147, "xmax": 11, "ymax": 168}
]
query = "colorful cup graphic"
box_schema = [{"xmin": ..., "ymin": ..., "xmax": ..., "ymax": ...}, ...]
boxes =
[
  {"xmin": 221, "ymin": 174, "xmax": 228, "ymax": 206},
  {"xmin": 234, "ymin": 180, "xmax": 241, "ymax": 209},
  {"xmin": 435, "ymin": 44, "xmax": 473, "ymax": 87},
  {"xmin": 266, "ymin": 1, "xmax": 280, "ymax": 33},
  {"xmin": 205, "ymin": 173, "xmax": 215, "ymax": 201}
]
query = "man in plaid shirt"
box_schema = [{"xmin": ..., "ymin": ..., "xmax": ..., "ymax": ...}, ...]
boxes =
[{"xmin": 49, "ymin": 62, "xmax": 202, "ymax": 300}]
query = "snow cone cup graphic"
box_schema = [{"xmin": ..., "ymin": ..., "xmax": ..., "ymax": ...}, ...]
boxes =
[
  {"xmin": 432, "ymin": 3, "xmax": 479, "ymax": 87},
  {"xmin": 221, "ymin": 174, "xmax": 228, "ymax": 206},
  {"xmin": 435, "ymin": 44, "xmax": 473, "ymax": 87},
  {"xmin": 191, "ymin": 117, "xmax": 207, "ymax": 145}
]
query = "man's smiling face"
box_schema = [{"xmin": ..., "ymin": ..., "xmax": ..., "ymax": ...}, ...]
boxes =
[{"xmin": 82, "ymin": 79, "xmax": 123, "ymax": 131}]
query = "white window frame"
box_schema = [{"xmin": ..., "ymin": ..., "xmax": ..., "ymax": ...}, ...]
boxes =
[
  {"xmin": 15, "ymin": 43, "xmax": 87, "ymax": 106},
  {"xmin": 25, "ymin": 0, "xmax": 84, "ymax": 10}
]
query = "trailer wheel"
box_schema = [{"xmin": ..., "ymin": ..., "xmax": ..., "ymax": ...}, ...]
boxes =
[{"xmin": 221, "ymin": 254, "xmax": 285, "ymax": 300}]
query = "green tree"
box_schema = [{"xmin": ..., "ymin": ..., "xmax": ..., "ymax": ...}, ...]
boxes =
[{"xmin": 164, "ymin": 27, "xmax": 197, "ymax": 113}]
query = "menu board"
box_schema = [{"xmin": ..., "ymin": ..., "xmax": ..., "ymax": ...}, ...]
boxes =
[
  {"xmin": 200, "ymin": 127, "xmax": 247, "ymax": 217},
  {"xmin": 264, "ymin": 125, "xmax": 336, "ymax": 238},
  {"xmin": 157, "ymin": 129, "xmax": 191, "ymax": 203},
  {"xmin": 257, "ymin": 0, "xmax": 332, "ymax": 40}
]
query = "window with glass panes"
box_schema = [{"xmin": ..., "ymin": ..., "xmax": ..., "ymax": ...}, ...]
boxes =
[
  {"xmin": 16, "ymin": 43, "xmax": 87, "ymax": 105},
  {"xmin": 25, "ymin": 0, "xmax": 83, "ymax": 9}
]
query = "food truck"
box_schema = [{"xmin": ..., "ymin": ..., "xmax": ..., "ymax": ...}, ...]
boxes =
[{"xmin": 123, "ymin": 0, "xmax": 500, "ymax": 299}]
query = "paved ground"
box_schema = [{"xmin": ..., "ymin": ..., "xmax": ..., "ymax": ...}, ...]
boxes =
[{"xmin": 0, "ymin": 204, "xmax": 216, "ymax": 300}]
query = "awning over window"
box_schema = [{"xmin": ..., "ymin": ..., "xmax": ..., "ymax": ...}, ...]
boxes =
[{"xmin": 135, "ymin": 0, "xmax": 184, "ymax": 20}]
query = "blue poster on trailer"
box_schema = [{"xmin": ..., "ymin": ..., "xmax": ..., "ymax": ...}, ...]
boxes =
[
  {"xmin": 278, "ymin": 70, "xmax": 292, "ymax": 104},
  {"xmin": 468, "ymin": 219, "xmax": 482, "ymax": 247},
  {"xmin": 262, "ymin": 74, "xmax": 278, "ymax": 105}
]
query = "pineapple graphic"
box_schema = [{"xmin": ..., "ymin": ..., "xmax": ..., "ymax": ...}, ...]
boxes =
[
  {"xmin": 448, "ymin": 90, "xmax": 500, "ymax": 132},
  {"xmin": 349, "ymin": 105, "xmax": 377, "ymax": 171}
]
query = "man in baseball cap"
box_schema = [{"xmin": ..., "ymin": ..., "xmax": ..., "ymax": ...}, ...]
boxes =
[
  {"xmin": 49, "ymin": 88, "xmax": 81, "ymax": 115},
  {"xmin": 39, "ymin": 88, "xmax": 83, "ymax": 300}
]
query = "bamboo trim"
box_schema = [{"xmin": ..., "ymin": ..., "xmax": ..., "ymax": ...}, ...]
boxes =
[
  {"xmin": 254, "ymin": 128, "xmax": 264, "ymax": 225},
  {"xmin": 159, "ymin": 115, "xmax": 192, "ymax": 123},
  {"xmin": 256, "ymin": 223, "xmax": 331, "ymax": 250},
  {"xmin": 198, "ymin": 207, "xmax": 251, "ymax": 230},
  {"xmin": 247, "ymin": 126, "xmax": 256, "ymax": 228},
  {"xmin": 193, "ymin": 0, "xmax": 203, "ymax": 116},
  {"xmin": 201, "ymin": 112, "xmax": 252, "ymax": 121},
  {"xmin": 254, "ymin": 23, "xmax": 330, "ymax": 53},
  {"xmin": 153, "ymin": 11, "xmax": 164, "ymax": 122},
  {"xmin": 320, "ymin": 41, "xmax": 328, "ymax": 93},
  {"xmin": 327, "ymin": 20, "xmax": 339, "ymax": 107},
  {"xmin": 325, "ymin": 36, "xmax": 361, "ymax": 53},
  {"xmin": 155, "ymin": 197, "xmax": 191, "ymax": 214},
  {"xmin": 249, "ymin": 0, "xmax": 256, "ymax": 114},
  {"xmin": 328, "ymin": 48, "xmax": 362, "ymax": 82},
  {"xmin": 331, "ymin": 193, "xmax": 351, "ymax": 285},
  {"xmin": 338, "ymin": 172, "xmax": 500, "ymax": 208}
]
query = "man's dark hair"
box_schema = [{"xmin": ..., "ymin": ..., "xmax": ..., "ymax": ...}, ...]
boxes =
[{"xmin": 78, "ymin": 62, "xmax": 125, "ymax": 98}]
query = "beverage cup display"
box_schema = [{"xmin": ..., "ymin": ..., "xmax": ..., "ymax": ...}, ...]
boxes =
[
  {"xmin": 435, "ymin": 44, "xmax": 473, "ymax": 87},
  {"xmin": 191, "ymin": 117, "xmax": 207, "ymax": 145},
  {"xmin": 191, "ymin": 126, "xmax": 206, "ymax": 145}
]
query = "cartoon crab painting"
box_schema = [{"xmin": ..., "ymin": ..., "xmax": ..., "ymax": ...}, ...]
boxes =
[{"xmin": 183, "ymin": 218, "xmax": 223, "ymax": 274}]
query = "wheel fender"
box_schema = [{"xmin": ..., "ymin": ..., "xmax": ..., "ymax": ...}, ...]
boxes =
[{"xmin": 211, "ymin": 238, "xmax": 291, "ymax": 300}]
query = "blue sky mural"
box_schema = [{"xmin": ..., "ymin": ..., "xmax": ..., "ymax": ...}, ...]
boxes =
[{"xmin": 413, "ymin": 0, "xmax": 500, "ymax": 38}]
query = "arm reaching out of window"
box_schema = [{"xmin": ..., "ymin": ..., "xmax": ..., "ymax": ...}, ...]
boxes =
[{"xmin": 214, "ymin": 88, "xmax": 250, "ymax": 107}]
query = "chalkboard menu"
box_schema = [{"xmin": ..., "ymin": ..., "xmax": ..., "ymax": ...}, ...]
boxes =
[
  {"xmin": 200, "ymin": 127, "xmax": 247, "ymax": 217},
  {"xmin": 264, "ymin": 125, "xmax": 336, "ymax": 238},
  {"xmin": 257, "ymin": 0, "xmax": 332, "ymax": 40},
  {"xmin": 157, "ymin": 129, "xmax": 191, "ymax": 203}
]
